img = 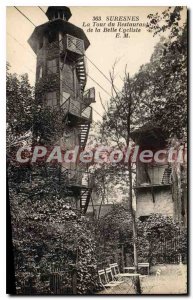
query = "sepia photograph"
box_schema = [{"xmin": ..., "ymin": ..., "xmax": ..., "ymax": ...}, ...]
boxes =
[{"xmin": 6, "ymin": 4, "xmax": 187, "ymax": 295}]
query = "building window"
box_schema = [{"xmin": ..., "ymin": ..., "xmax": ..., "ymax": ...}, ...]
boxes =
[
  {"xmin": 47, "ymin": 59, "xmax": 57, "ymax": 74},
  {"xmin": 46, "ymin": 92, "xmax": 57, "ymax": 107}
]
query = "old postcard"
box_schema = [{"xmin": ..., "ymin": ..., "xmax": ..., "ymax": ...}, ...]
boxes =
[{"xmin": 6, "ymin": 6, "xmax": 187, "ymax": 295}]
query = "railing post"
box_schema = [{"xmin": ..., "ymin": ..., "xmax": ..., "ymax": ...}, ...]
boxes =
[
  {"xmin": 90, "ymin": 107, "xmax": 92, "ymax": 122},
  {"xmin": 120, "ymin": 244, "xmax": 125, "ymax": 272},
  {"xmin": 72, "ymin": 269, "xmax": 77, "ymax": 294},
  {"xmin": 135, "ymin": 276, "xmax": 141, "ymax": 294}
]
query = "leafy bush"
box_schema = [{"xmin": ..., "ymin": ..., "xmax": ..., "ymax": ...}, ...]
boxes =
[
  {"xmin": 97, "ymin": 206, "xmax": 187, "ymax": 268},
  {"xmin": 10, "ymin": 187, "xmax": 99, "ymax": 294},
  {"xmin": 137, "ymin": 214, "xmax": 187, "ymax": 265},
  {"xmin": 96, "ymin": 205, "xmax": 134, "ymax": 268}
]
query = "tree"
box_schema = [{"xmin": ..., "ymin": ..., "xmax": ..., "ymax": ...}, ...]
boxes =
[
  {"xmin": 97, "ymin": 208, "xmax": 187, "ymax": 268},
  {"xmin": 7, "ymin": 65, "xmax": 99, "ymax": 294},
  {"xmin": 96, "ymin": 67, "xmax": 144, "ymax": 293},
  {"xmin": 147, "ymin": 6, "xmax": 185, "ymax": 37},
  {"xmin": 94, "ymin": 8, "xmax": 187, "ymax": 288},
  {"xmin": 137, "ymin": 214, "xmax": 187, "ymax": 265},
  {"xmin": 96, "ymin": 204, "xmax": 133, "ymax": 268},
  {"xmin": 11, "ymin": 194, "xmax": 99, "ymax": 294},
  {"xmin": 6, "ymin": 64, "xmax": 34, "ymax": 294},
  {"xmin": 6, "ymin": 63, "xmax": 34, "ymax": 147},
  {"xmin": 144, "ymin": 7, "xmax": 187, "ymax": 139}
]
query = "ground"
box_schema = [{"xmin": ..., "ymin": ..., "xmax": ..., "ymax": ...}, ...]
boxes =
[{"xmin": 97, "ymin": 264, "xmax": 187, "ymax": 295}]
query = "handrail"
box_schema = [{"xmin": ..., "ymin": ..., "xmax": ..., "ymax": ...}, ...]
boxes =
[
  {"xmin": 135, "ymin": 164, "xmax": 172, "ymax": 186},
  {"xmin": 83, "ymin": 87, "xmax": 95, "ymax": 101},
  {"xmin": 60, "ymin": 97, "xmax": 70, "ymax": 110},
  {"xmin": 60, "ymin": 97, "xmax": 81, "ymax": 117},
  {"xmin": 81, "ymin": 106, "xmax": 92, "ymax": 121},
  {"xmin": 61, "ymin": 169, "xmax": 93, "ymax": 188},
  {"xmin": 60, "ymin": 97, "xmax": 92, "ymax": 122}
]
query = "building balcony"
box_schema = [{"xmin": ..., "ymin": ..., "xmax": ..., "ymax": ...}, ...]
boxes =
[
  {"xmin": 64, "ymin": 169, "xmax": 93, "ymax": 188},
  {"xmin": 61, "ymin": 34, "xmax": 85, "ymax": 57},
  {"xmin": 134, "ymin": 165, "xmax": 172, "ymax": 189},
  {"xmin": 61, "ymin": 169, "xmax": 93, "ymax": 213},
  {"xmin": 61, "ymin": 97, "xmax": 92, "ymax": 125}
]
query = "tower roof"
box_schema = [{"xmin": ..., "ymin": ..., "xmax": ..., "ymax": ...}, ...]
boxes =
[
  {"xmin": 131, "ymin": 124, "xmax": 167, "ymax": 148},
  {"xmin": 46, "ymin": 6, "xmax": 72, "ymax": 21}
]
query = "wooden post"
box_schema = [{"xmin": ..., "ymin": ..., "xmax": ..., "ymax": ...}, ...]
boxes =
[
  {"xmin": 125, "ymin": 73, "xmax": 141, "ymax": 294},
  {"xmin": 72, "ymin": 269, "xmax": 77, "ymax": 295},
  {"xmin": 132, "ymin": 209, "xmax": 141, "ymax": 294},
  {"xmin": 121, "ymin": 244, "xmax": 125, "ymax": 272},
  {"xmin": 132, "ymin": 209, "xmax": 138, "ymax": 272},
  {"xmin": 73, "ymin": 62, "xmax": 77, "ymax": 101}
]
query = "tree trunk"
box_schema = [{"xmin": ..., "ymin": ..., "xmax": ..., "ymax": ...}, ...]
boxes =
[{"xmin": 126, "ymin": 75, "xmax": 141, "ymax": 294}]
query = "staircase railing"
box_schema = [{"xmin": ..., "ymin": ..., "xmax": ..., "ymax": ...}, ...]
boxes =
[
  {"xmin": 61, "ymin": 169, "xmax": 93, "ymax": 188},
  {"xmin": 81, "ymin": 106, "xmax": 92, "ymax": 121},
  {"xmin": 76, "ymin": 56, "xmax": 87, "ymax": 91},
  {"xmin": 60, "ymin": 97, "xmax": 81, "ymax": 117},
  {"xmin": 135, "ymin": 164, "xmax": 172, "ymax": 187},
  {"xmin": 60, "ymin": 97, "xmax": 92, "ymax": 123}
]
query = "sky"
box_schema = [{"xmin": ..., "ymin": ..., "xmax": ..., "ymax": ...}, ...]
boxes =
[{"xmin": 6, "ymin": 6, "xmax": 187, "ymax": 122}]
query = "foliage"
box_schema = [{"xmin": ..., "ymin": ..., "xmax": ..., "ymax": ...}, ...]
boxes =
[
  {"xmin": 7, "ymin": 5, "xmax": 188, "ymax": 293},
  {"xmin": 100, "ymin": 6, "xmax": 187, "ymax": 143},
  {"xmin": 147, "ymin": 6, "xmax": 184, "ymax": 37},
  {"xmin": 6, "ymin": 64, "xmax": 65, "ymax": 149},
  {"xmin": 32, "ymin": 105, "xmax": 64, "ymax": 144},
  {"xmin": 11, "ymin": 187, "xmax": 99, "ymax": 294},
  {"xmin": 96, "ymin": 205, "xmax": 134, "ymax": 267},
  {"xmin": 7, "ymin": 65, "xmax": 99, "ymax": 294},
  {"xmin": 98, "ymin": 204, "xmax": 133, "ymax": 243},
  {"xmin": 145, "ymin": 7, "xmax": 187, "ymax": 139},
  {"xmin": 137, "ymin": 214, "xmax": 187, "ymax": 265},
  {"xmin": 97, "ymin": 206, "xmax": 187, "ymax": 267},
  {"xmin": 6, "ymin": 63, "xmax": 34, "ymax": 146},
  {"xmin": 87, "ymin": 124, "xmax": 131, "ymax": 210},
  {"xmin": 93, "ymin": 7, "xmax": 187, "ymax": 214},
  {"xmin": 35, "ymin": 73, "xmax": 60, "ymax": 97},
  {"xmin": 135, "ymin": 24, "xmax": 187, "ymax": 139}
]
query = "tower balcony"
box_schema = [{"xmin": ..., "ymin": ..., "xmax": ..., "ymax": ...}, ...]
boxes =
[
  {"xmin": 60, "ymin": 34, "xmax": 85, "ymax": 58},
  {"xmin": 134, "ymin": 164, "xmax": 172, "ymax": 189},
  {"xmin": 61, "ymin": 97, "xmax": 92, "ymax": 125},
  {"xmin": 64, "ymin": 169, "xmax": 93, "ymax": 188},
  {"xmin": 61, "ymin": 169, "xmax": 93, "ymax": 213}
]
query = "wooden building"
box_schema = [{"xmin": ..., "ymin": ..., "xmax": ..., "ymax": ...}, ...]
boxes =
[
  {"xmin": 28, "ymin": 6, "xmax": 95, "ymax": 213},
  {"xmin": 131, "ymin": 125, "xmax": 187, "ymax": 226}
]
